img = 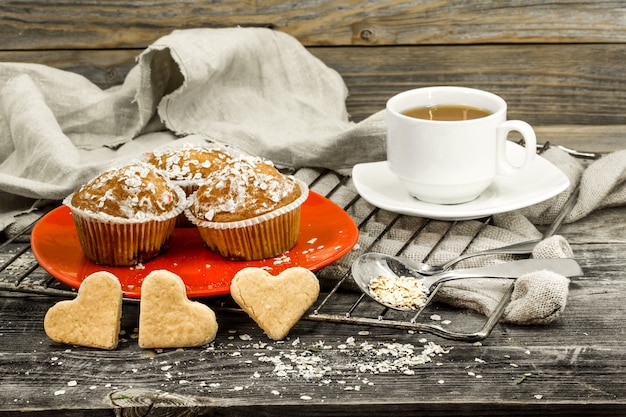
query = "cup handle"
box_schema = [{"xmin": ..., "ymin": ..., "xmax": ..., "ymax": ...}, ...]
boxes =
[{"xmin": 496, "ymin": 120, "xmax": 537, "ymax": 176}]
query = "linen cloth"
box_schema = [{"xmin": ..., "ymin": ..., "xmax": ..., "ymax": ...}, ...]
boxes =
[
  {"xmin": 0, "ymin": 27, "xmax": 385, "ymax": 231},
  {"xmin": 1, "ymin": 27, "xmax": 624, "ymax": 325}
]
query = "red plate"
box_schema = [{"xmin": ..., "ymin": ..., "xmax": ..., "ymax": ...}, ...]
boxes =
[{"xmin": 31, "ymin": 192, "xmax": 358, "ymax": 298}]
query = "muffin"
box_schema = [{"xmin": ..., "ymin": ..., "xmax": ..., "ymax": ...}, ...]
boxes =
[
  {"xmin": 185, "ymin": 156, "xmax": 308, "ymax": 260},
  {"xmin": 145, "ymin": 144, "xmax": 232, "ymax": 226},
  {"xmin": 63, "ymin": 162, "xmax": 187, "ymax": 266}
]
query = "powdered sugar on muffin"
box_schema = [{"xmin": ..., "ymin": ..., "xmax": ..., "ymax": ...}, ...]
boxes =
[
  {"xmin": 145, "ymin": 144, "xmax": 232, "ymax": 182},
  {"xmin": 190, "ymin": 156, "xmax": 300, "ymax": 223},
  {"xmin": 69, "ymin": 162, "xmax": 182, "ymax": 221}
]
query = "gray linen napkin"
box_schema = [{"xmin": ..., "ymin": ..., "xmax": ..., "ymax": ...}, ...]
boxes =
[{"xmin": 0, "ymin": 27, "xmax": 385, "ymax": 231}]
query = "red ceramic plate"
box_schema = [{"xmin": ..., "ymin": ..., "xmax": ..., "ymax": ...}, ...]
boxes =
[{"xmin": 31, "ymin": 192, "xmax": 358, "ymax": 298}]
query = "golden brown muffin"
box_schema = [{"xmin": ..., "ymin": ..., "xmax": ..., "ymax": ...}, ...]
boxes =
[
  {"xmin": 186, "ymin": 156, "xmax": 308, "ymax": 260},
  {"xmin": 64, "ymin": 162, "xmax": 186, "ymax": 266}
]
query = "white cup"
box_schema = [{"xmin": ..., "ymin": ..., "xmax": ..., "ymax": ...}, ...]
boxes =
[{"xmin": 386, "ymin": 86, "xmax": 537, "ymax": 204}]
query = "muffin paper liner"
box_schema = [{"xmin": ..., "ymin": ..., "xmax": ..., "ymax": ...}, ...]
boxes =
[
  {"xmin": 63, "ymin": 185, "xmax": 187, "ymax": 266},
  {"xmin": 186, "ymin": 180, "xmax": 309, "ymax": 260}
]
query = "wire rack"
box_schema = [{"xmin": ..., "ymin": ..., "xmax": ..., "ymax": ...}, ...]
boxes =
[{"xmin": 0, "ymin": 143, "xmax": 595, "ymax": 342}]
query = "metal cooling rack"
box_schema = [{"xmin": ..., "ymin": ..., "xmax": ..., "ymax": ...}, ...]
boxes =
[{"xmin": 0, "ymin": 143, "xmax": 596, "ymax": 342}]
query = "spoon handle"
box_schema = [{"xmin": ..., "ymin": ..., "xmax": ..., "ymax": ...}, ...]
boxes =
[
  {"xmin": 430, "ymin": 258, "xmax": 583, "ymax": 287},
  {"xmin": 440, "ymin": 239, "xmax": 541, "ymax": 270}
]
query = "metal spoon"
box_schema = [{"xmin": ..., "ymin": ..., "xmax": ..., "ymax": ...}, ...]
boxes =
[
  {"xmin": 351, "ymin": 252, "xmax": 583, "ymax": 311},
  {"xmin": 413, "ymin": 238, "xmax": 540, "ymax": 275}
]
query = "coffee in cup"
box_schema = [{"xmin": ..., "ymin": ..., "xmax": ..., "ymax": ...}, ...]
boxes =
[{"xmin": 386, "ymin": 86, "xmax": 537, "ymax": 204}]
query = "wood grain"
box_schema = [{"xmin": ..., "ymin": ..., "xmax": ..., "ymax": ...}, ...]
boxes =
[
  {"xmin": 2, "ymin": 0, "xmax": 626, "ymax": 49},
  {"xmin": 0, "ymin": 1, "xmax": 625, "ymax": 414}
]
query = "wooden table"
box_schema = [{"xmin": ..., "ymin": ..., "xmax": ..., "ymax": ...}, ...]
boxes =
[
  {"xmin": 1, "ymin": 128, "xmax": 624, "ymax": 416},
  {"xmin": 1, "ymin": 2, "xmax": 626, "ymax": 415}
]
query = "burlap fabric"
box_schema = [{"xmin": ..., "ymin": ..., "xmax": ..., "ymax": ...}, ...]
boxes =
[{"xmin": 1, "ymin": 27, "xmax": 625, "ymax": 325}]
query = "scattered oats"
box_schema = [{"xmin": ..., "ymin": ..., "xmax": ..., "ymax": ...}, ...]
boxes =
[
  {"xmin": 67, "ymin": 380, "xmax": 77, "ymax": 387},
  {"xmin": 403, "ymin": 369, "xmax": 415, "ymax": 375},
  {"xmin": 161, "ymin": 365, "xmax": 172, "ymax": 371},
  {"xmin": 54, "ymin": 390, "xmax": 65, "ymax": 396},
  {"xmin": 179, "ymin": 380, "xmax": 190, "ymax": 385},
  {"xmin": 510, "ymin": 363, "xmax": 519, "ymax": 368},
  {"xmin": 358, "ymin": 331, "xmax": 370, "ymax": 336},
  {"xmin": 473, "ymin": 342, "xmax": 483, "ymax": 347},
  {"xmin": 525, "ymin": 350, "xmax": 531, "ymax": 355},
  {"xmin": 89, "ymin": 386, "xmax": 97, "ymax": 390},
  {"xmin": 441, "ymin": 320, "xmax": 452, "ymax": 325},
  {"xmin": 300, "ymin": 395, "xmax": 312, "ymax": 400},
  {"xmin": 430, "ymin": 314, "xmax": 441, "ymax": 321},
  {"xmin": 209, "ymin": 383, "xmax": 221, "ymax": 388},
  {"xmin": 273, "ymin": 255, "xmax": 291, "ymax": 265},
  {"xmin": 534, "ymin": 394, "xmax": 543, "ymax": 400},
  {"xmin": 307, "ymin": 238, "xmax": 318, "ymax": 245},
  {"xmin": 233, "ymin": 386, "xmax": 244, "ymax": 391},
  {"xmin": 504, "ymin": 354, "xmax": 511, "ymax": 359},
  {"xmin": 271, "ymin": 390, "xmax": 280, "ymax": 395},
  {"xmin": 438, "ymin": 380, "xmax": 445, "ymax": 384},
  {"xmin": 231, "ymin": 352, "xmax": 242, "ymax": 356},
  {"xmin": 239, "ymin": 334, "xmax": 252, "ymax": 341},
  {"xmin": 475, "ymin": 358, "xmax": 486, "ymax": 364},
  {"xmin": 252, "ymin": 372, "xmax": 261, "ymax": 379},
  {"xmin": 475, "ymin": 375, "xmax": 483, "ymax": 379},
  {"xmin": 418, "ymin": 338, "xmax": 427, "ymax": 343},
  {"xmin": 135, "ymin": 263, "xmax": 145, "ymax": 270},
  {"xmin": 369, "ymin": 274, "xmax": 427, "ymax": 310},
  {"xmin": 468, "ymin": 372, "xmax": 476, "ymax": 377}
]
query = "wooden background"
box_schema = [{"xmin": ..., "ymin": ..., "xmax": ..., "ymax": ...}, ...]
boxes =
[{"xmin": 1, "ymin": 0, "xmax": 626, "ymax": 151}]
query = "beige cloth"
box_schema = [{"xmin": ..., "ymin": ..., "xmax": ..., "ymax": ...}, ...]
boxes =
[{"xmin": 0, "ymin": 27, "xmax": 385, "ymax": 231}]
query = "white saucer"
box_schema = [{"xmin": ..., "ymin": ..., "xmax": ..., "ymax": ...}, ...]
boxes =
[{"xmin": 352, "ymin": 141, "xmax": 570, "ymax": 221}]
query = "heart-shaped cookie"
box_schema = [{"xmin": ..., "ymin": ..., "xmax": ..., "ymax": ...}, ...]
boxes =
[
  {"xmin": 138, "ymin": 270, "xmax": 218, "ymax": 349},
  {"xmin": 44, "ymin": 271, "xmax": 122, "ymax": 350},
  {"xmin": 230, "ymin": 266, "xmax": 320, "ymax": 340}
]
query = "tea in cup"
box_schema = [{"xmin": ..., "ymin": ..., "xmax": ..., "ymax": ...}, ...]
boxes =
[{"xmin": 386, "ymin": 86, "xmax": 537, "ymax": 204}]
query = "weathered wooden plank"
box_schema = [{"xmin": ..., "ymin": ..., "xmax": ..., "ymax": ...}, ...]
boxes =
[
  {"xmin": 2, "ymin": 43, "xmax": 626, "ymax": 128},
  {"xmin": 1, "ymin": 278, "xmax": 625, "ymax": 415},
  {"xmin": 2, "ymin": 0, "xmax": 626, "ymax": 49}
]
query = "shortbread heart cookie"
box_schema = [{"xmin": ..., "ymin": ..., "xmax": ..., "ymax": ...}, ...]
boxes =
[
  {"xmin": 44, "ymin": 271, "xmax": 122, "ymax": 350},
  {"xmin": 230, "ymin": 266, "xmax": 320, "ymax": 340},
  {"xmin": 138, "ymin": 270, "xmax": 218, "ymax": 349}
]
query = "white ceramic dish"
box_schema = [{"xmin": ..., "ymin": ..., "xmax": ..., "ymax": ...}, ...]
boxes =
[{"xmin": 352, "ymin": 141, "xmax": 569, "ymax": 220}]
